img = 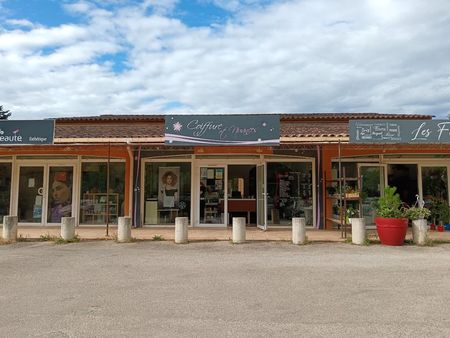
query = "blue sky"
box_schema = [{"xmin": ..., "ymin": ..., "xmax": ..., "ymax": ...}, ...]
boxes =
[{"xmin": 1, "ymin": 0, "xmax": 450, "ymax": 119}]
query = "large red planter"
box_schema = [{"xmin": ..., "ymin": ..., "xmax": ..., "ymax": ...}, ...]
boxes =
[{"xmin": 375, "ymin": 217, "xmax": 408, "ymax": 246}]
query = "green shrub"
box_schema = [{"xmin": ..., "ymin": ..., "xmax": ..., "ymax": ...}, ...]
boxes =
[
  {"xmin": 405, "ymin": 206, "xmax": 431, "ymax": 220},
  {"xmin": 376, "ymin": 186, "xmax": 405, "ymax": 218}
]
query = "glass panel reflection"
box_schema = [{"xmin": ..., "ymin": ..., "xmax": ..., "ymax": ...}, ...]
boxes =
[{"xmin": 18, "ymin": 166, "xmax": 44, "ymax": 223}]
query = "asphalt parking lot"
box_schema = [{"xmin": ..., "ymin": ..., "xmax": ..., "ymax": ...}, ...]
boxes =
[{"xmin": 1, "ymin": 241, "xmax": 449, "ymax": 337}]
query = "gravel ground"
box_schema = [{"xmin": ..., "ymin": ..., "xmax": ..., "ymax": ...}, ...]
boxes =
[{"xmin": 1, "ymin": 240, "xmax": 449, "ymax": 337}]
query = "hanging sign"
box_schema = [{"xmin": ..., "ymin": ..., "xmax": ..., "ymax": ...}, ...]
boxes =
[
  {"xmin": 0, "ymin": 120, "xmax": 55, "ymax": 145},
  {"xmin": 349, "ymin": 119, "xmax": 450, "ymax": 144},
  {"xmin": 165, "ymin": 115, "xmax": 280, "ymax": 146}
]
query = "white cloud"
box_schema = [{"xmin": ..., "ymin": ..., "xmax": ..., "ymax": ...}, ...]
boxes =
[
  {"xmin": 5, "ymin": 19, "xmax": 36, "ymax": 28},
  {"xmin": 1, "ymin": 0, "xmax": 450, "ymax": 119},
  {"xmin": 142, "ymin": 0, "xmax": 179, "ymax": 15}
]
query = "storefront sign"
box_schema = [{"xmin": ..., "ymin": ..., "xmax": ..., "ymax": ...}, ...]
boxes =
[
  {"xmin": 349, "ymin": 120, "xmax": 450, "ymax": 143},
  {"xmin": 165, "ymin": 115, "xmax": 280, "ymax": 145},
  {"xmin": 0, "ymin": 120, "xmax": 54, "ymax": 145}
]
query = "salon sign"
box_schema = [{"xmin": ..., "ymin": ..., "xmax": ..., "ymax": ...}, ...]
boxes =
[
  {"xmin": 165, "ymin": 115, "xmax": 280, "ymax": 145},
  {"xmin": 349, "ymin": 119, "xmax": 450, "ymax": 144},
  {"xmin": 0, "ymin": 120, "xmax": 54, "ymax": 145}
]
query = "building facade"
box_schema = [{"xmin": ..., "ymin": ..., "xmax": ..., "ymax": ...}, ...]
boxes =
[{"xmin": 1, "ymin": 113, "xmax": 448, "ymax": 230}]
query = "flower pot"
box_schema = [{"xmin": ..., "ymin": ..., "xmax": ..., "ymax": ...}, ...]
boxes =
[
  {"xmin": 437, "ymin": 225, "xmax": 444, "ymax": 232},
  {"xmin": 375, "ymin": 217, "xmax": 408, "ymax": 246}
]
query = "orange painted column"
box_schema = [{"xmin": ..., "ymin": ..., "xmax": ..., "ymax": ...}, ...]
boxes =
[{"xmin": 322, "ymin": 144, "xmax": 339, "ymax": 229}]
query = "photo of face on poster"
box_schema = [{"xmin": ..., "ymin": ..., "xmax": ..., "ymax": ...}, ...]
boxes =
[
  {"xmin": 159, "ymin": 167, "xmax": 180, "ymax": 208},
  {"xmin": 48, "ymin": 169, "xmax": 73, "ymax": 223}
]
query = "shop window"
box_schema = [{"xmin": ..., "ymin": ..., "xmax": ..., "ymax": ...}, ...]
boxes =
[
  {"xmin": 0, "ymin": 163, "xmax": 11, "ymax": 222},
  {"xmin": 267, "ymin": 162, "xmax": 313, "ymax": 226},
  {"xmin": 422, "ymin": 167, "xmax": 448, "ymax": 205},
  {"xmin": 331, "ymin": 162, "xmax": 357, "ymax": 179},
  {"xmin": 387, "ymin": 164, "xmax": 418, "ymax": 206},
  {"xmin": 80, "ymin": 162, "xmax": 125, "ymax": 225},
  {"xmin": 47, "ymin": 167, "xmax": 73, "ymax": 223},
  {"xmin": 144, "ymin": 162, "xmax": 191, "ymax": 225}
]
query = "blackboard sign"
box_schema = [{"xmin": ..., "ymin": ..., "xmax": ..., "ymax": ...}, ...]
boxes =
[
  {"xmin": 349, "ymin": 120, "xmax": 450, "ymax": 144},
  {"xmin": 165, "ymin": 115, "xmax": 280, "ymax": 146},
  {"xmin": 0, "ymin": 120, "xmax": 54, "ymax": 145}
]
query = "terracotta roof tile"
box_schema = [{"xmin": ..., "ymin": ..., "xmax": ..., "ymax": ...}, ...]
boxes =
[
  {"xmin": 54, "ymin": 112, "xmax": 432, "ymax": 141},
  {"xmin": 55, "ymin": 112, "xmax": 433, "ymax": 123},
  {"xmin": 281, "ymin": 122, "xmax": 348, "ymax": 138},
  {"xmin": 55, "ymin": 121, "xmax": 347, "ymax": 139},
  {"xmin": 55, "ymin": 123, "xmax": 164, "ymax": 139}
]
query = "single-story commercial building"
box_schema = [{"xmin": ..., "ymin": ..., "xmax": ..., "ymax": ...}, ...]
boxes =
[{"xmin": 1, "ymin": 112, "xmax": 449, "ymax": 230}]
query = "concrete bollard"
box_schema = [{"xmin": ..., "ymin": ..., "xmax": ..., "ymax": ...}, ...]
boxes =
[
  {"xmin": 2, "ymin": 216, "xmax": 18, "ymax": 242},
  {"xmin": 350, "ymin": 218, "xmax": 366, "ymax": 245},
  {"xmin": 61, "ymin": 217, "xmax": 76, "ymax": 241},
  {"xmin": 412, "ymin": 219, "xmax": 428, "ymax": 245},
  {"xmin": 232, "ymin": 217, "xmax": 246, "ymax": 244},
  {"xmin": 175, "ymin": 217, "xmax": 189, "ymax": 244},
  {"xmin": 292, "ymin": 217, "xmax": 306, "ymax": 245},
  {"xmin": 118, "ymin": 217, "xmax": 132, "ymax": 242}
]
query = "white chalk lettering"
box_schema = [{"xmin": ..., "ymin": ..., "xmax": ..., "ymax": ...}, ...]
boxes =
[
  {"xmin": 411, "ymin": 122, "xmax": 431, "ymax": 141},
  {"xmin": 187, "ymin": 120, "xmax": 225, "ymax": 137},
  {"xmin": 437, "ymin": 122, "xmax": 450, "ymax": 140}
]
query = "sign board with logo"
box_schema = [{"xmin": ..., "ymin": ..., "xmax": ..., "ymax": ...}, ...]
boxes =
[
  {"xmin": 349, "ymin": 119, "xmax": 450, "ymax": 144},
  {"xmin": 0, "ymin": 120, "xmax": 55, "ymax": 145},
  {"xmin": 165, "ymin": 115, "xmax": 280, "ymax": 146}
]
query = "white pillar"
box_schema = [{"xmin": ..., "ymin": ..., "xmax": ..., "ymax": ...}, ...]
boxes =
[
  {"xmin": 350, "ymin": 218, "xmax": 366, "ymax": 245},
  {"xmin": 232, "ymin": 217, "xmax": 246, "ymax": 244},
  {"xmin": 175, "ymin": 217, "xmax": 189, "ymax": 244},
  {"xmin": 118, "ymin": 217, "xmax": 132, "ymax": 242},
  {"xmin": 61, "ymin": 217, "xmax": 75, "ymax": 241},
  {"xmin": 412, "ymin": 219, "xmax": 428, "ymax": 245},
  {"xmin": 2, "ymin": 216, "xmax": 18, "ymax": 242},
  {"xmin": 292, "ymin": 217, "xmax": 306, "ymax": 245}
]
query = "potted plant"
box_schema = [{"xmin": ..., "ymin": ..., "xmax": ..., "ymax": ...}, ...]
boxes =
[
  {"xmin": 429, "ymin": 198, "xmax": 450, "ymax": 231},
  {"xmin": 405, "ymin": 195, "xmax": 431, "ymax": 245},
  {"xmin": 375, "ymin": 186, "xmax": 408, "ymax": 246}
]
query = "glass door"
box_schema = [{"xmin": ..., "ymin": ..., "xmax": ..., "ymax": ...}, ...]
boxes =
[
  {"xmin": 358, "ymin": 164, "xmax": 386, "ymax": 227},
  {"xmin": 18, "ymin": 166, "xmax": 45, "ymax": 223},
  {"xmin": 257, "ymin": 164, "xmax": 267, "ymax": 230},
  {"xmin": 199, "ymin": 166, "xmax": 225, "ymax": 225},
  {"xmin": 47, "ymin": 166, "xmax": 74, "ymax": 223},
  {"xmin": 420, "ymin": 166, "xmax": 448, "ymax": 209},
  {"xmin": 0, "ymin": 163, "xmax": 12, "ymax": 223}
]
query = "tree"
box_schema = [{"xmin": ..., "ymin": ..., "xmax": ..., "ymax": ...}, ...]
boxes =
[{"xmin": 0, "ymin": 106, "xmax": 11, "ymax": 120}]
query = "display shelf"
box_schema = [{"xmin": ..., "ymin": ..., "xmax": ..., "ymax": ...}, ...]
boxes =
[
  {"xmin": 324, "ymin": 167, "xmax": 362, "ymax": 238},
  {"xmin": 81, "ymin": 193, "xmax": 119, "ymax": 224}
]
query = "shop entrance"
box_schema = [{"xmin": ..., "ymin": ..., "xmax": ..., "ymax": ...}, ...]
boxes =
[
  {"xmin": 358, "ymin": 164, "xmax": 386, "ymax": 227},
  {"xmin": 15, "ymin": 163, "xmax": 76, "ymax": 226},
  {"xmin": 193, "ymin": 158, "xmax": 315, "ymax": 228},
  {"xmin": 198, "ymin": 164, "xmax": 258, "ymax": 226}
]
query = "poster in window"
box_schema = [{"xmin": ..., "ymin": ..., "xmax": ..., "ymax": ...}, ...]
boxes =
[
  {"xmin": 200, "ymin": 167, "xmax": 208, "ymax": 178},
  {"xmin": 207, "ymin": 169, "xmax": 215, "ymax": 179},
  {"xmin": 158, "ymin": 167, "xmax": 180, "ymax": 208},
  {"xmin": 215, "ymin": 169, "xmax": 223, "ymax": 179}
]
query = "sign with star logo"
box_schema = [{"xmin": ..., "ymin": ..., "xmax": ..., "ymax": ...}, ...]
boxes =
[{"xmin": 165, "ymin": 115, "xmax": 280, "ymax": 146}]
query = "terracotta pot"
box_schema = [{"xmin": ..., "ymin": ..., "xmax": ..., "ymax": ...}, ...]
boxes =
[{"xmin": 375, "ymin": 217, "xmax": 408, "ymax": 246}]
